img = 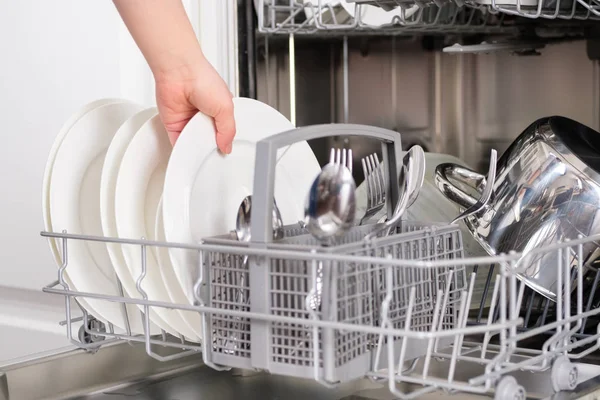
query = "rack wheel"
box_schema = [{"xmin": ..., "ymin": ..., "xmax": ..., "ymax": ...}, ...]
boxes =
[
  {"xmin": 77, "ymin": 317, "xmax": 106, "ymax": 348},
  {"xmin": 552, "ymin": 355, "xmax": 578, "ymax": 392},
  {"xmin": 495, "ymin": 376, "xmax": 526, "ymax": 400}
]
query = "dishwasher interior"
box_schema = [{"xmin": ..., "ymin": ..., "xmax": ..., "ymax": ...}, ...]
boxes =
[
  {"xmin": 7, "ymin": 1, "xmax": 600, "ymax": 399},
  {"xmin": 254, "ymin": 34, "xmax": 600, "ymax": 175}
]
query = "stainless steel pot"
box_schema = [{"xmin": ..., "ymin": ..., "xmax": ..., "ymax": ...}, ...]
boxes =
[{"xmin": 435, "ymin": 116, "xmax": 600, "ymax": 301}]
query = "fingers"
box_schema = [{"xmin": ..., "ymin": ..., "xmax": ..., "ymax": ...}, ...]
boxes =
[
  {"xmin": 157, "ymin": 112, "xmax": 188, "ymax": 147},
  {"xmin": 166, "ymin": 130, "xmax": 179, "ymax": 147},
  {"xmin": 188, "ymin": 81, "xmax": 236, "ymax": 154}
]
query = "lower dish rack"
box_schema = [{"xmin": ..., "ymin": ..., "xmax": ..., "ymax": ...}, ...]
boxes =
[{"xmin": 39, "ymin": 218, "xmax": 600, "ymax": 399}]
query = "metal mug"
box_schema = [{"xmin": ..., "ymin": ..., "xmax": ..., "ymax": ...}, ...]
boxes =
[{"xmin": 435, "ymin": 116, "xmax": 600, "ymax": 301}]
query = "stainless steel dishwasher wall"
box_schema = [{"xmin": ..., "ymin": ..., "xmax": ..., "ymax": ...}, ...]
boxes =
[{"xmin": 255, "ymin": 37, "xmax": 599, "ymax": 173}]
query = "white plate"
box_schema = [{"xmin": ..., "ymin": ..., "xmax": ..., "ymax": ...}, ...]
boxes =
[
  {"xmin": 339, "ymin": 1, "xmax": 418, "ymax": 26},
  {"xmin": 154, "ymin": 198, "xmax": 203, "ymax": 339},
  {"xmin": 43, "ymin": 98, "xmax": 122, "ymax": 324},
  {"xmin": 114, "ymin": 114, "xmax": 200, "ymax": 341},
  {"xmin": 49, "ymin": 101, "xmax": 151, "ymax": 333},
  {"xmin": 99, "ymin": 107, "xmax": 161, "ymax": 336},
  {"xmin": 162, "ymin": 97, "xmax": 321, "ymax": 304}
]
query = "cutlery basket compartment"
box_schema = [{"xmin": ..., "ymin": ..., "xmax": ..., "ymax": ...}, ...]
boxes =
[{"xmin": 201, "ymin": 221, "xmax": 467, "ymax": 383}]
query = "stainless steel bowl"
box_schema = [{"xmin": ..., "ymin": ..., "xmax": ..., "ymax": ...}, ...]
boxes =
[{"xmin": 435, "ymin": 116, "xmax": 600, "ymax": 301}]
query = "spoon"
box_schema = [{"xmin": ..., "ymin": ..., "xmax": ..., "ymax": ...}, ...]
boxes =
[
  {"xmin": 365, "ymin": 145, "xmax": 426, "ymax": 240},
  {"xmin": 235, "ymin": 195, "xmax": 284, "ymax": 243},
  {"xmin": 234, "ymin": 194, "xmax": 284, "ymax": 289},
  {"xmin": 303, "ymin": 148, "xmax": 356, "ymax": 316},
  {"xmin": 304, "ymin": 149, "xmax": 357, "ymax": 242},
  {"xmin": 404, "ymin": 145, "xmax": 426, "ymax": 211},
  {"xmin": 224, "ymin": 195, "xmax": 284, "ymax": 352}
]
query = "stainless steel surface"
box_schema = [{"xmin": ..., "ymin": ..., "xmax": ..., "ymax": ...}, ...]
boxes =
[
  {"xmin": 0, "ymin": 342, "xmax": 204, "ymax": 400},
  {"xmin": 256, "ymin": 40, "xmax": 598, "ymax": 174},
  {"xmin": 2, "ymin": 339, "xmax": 600, "ymax": 400},
  {"xmin": 304, "ymin": 148, "xmax": 357, "ymax": 241},
  {"xmin": 359, "ymin": 153, "xmax": 386, "ymax": 224},
  {"xmin": 435, "ymin": 116, "xmax": 600, "ymax": 301}
]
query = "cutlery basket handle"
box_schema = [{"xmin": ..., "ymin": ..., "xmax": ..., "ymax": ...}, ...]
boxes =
[{"xmin": 250, "ymin": 123, "xmax": 403, "ymax": 243}]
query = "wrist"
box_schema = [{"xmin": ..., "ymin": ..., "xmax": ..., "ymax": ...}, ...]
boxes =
[{"xmin": 151, "ymin": 47, "xmax": 206, "ymax": 84}]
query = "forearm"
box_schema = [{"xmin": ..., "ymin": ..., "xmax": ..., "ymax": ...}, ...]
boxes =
[{"xmin": 113, "ymin": 0, "xmax": 205, "ymax": 81}]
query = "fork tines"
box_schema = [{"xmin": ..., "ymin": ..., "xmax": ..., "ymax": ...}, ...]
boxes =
[
  {"xmin": 329, "ymin": 147, "xmax": 353, "ymax": 174},
  {"xmin": 360, "ymin": 153, "xmax": 386, "ymax": 223}
]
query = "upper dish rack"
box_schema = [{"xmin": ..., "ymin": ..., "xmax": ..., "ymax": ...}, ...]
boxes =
[
  {"xmin": 256, "ymin": 0, "xmax": 518, "ymax": 35},
  {"xmin": 349, "ymin": 0, "xmax": 600, "ymax": 19},
  {"xmin": 255, "ymin": 0, "xmax": 600, "ymax": 37}
]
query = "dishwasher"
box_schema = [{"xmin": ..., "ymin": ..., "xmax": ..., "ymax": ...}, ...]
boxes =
[{"xmin": 5, "ymin": 0, "xmax": 600, "ymax": 399}]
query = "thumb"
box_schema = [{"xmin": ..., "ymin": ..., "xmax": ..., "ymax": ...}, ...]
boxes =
[{"xmin": 212, "ymin": 99, "xmax": 236, "ymax": 154}]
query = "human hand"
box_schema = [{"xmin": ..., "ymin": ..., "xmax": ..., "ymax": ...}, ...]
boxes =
[
  {"xmin": 113, "ymin": 0, "xmax": 236, "ymax": 154},
  {"xmin": 155, "ymin": 58, "xmax": 236, "ymax": 153}
]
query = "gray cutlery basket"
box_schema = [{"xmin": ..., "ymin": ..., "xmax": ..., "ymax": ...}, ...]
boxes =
[
  {"xmin": 202, "ymin": 221, "xmax": 466, "ymax": 383},
  {"xmin": 199, "ymin": 124, "xmax": 467, "ymax": 383}
]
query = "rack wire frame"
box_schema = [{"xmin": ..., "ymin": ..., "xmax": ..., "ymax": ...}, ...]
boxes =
[{"xmin": 40, "ymin": 225, "xmax": 600, "ymax": 399}]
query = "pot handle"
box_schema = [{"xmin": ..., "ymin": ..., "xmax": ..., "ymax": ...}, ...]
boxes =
[{"xmin": 434, "ymin": 150, "xmax": 496, "ymax": 211}]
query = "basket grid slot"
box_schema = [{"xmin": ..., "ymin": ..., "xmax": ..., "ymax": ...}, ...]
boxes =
[
  {"xmin": 272, "ymin": 323, "xmax": 323, "ymax": 366},
  {"xmin": 209, "ymin": 252, "xmax": 252, "ymax": 357},
  {"xmin": 346, "ymin": 229, "xmax": 466, "ymax": 336},
  {"xmin": 270, "ymin": 258, "xmax": 322, "ymax": 366},
  {"xmin": 335, "ymin": 262, "xmax": 376, "ymax": 366}
]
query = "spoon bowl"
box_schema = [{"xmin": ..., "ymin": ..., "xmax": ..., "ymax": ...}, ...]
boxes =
[
  {"xmin": 304, "ymin": 163, "xmax": 357, "ymax": 242},
  {"xmin": 235, "ymin": 195, "xmax": 284, "ymax": 243}
]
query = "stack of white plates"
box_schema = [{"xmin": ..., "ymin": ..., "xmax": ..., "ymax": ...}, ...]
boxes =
[{"xmin": 43, "ymin": 97, "xmax": 321, "ymax": 342}]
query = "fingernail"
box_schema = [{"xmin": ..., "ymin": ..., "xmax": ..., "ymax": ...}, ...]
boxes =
[{"xmin": 225, "ymin": 144, "xmax": 232, "ymax": 154}]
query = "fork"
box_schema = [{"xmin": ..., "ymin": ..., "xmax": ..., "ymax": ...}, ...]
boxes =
[
  {"xmin": 329, "ymin": 147, "xmax": 353, "ymax": 172},
  {"xmin": 359, "ymin": 153, "xmax": 386, "ymax": 225}
]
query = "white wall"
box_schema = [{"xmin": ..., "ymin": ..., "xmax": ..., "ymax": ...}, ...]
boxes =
[
  {"xmin": 0, "ymin": 0, "xmax": 143, "ymax": 292},
  {"xmin": 0, "ymin": 0, "xmax": 236, "ymax": 362},
  {"xmin": 0, "ymin": 0, "xmax": 236, "ymax": 292},
  {"xmin": 0, "ymin": 0, "xmax": 153, "ymax": 362}
]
